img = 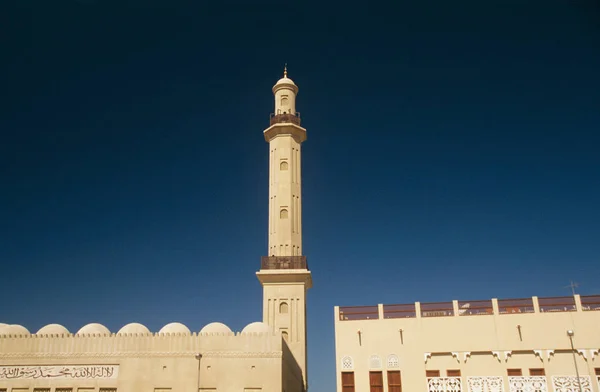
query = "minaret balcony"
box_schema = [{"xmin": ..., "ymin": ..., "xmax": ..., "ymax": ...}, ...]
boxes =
[
  {"xmin": 261, "ymin": 256, "xmax": 308, "ymax": 270},
  {"xmin": 269, "ymin": 113, "xmax": 302, "ymax": 126}
]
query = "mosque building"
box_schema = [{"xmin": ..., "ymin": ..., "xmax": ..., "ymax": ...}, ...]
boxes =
[{"xmin": 0, "ymin": 69, "xmax": 311, "ymax": 392}]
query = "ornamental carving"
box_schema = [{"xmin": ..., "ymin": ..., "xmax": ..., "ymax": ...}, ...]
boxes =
[
  {"xmin": 508, "ymin": 376, "xmax": 547, "ymax": 392},
  {"xmin": 0, "ymin": 365, "xmax": 118, "ymax": 380},
  {"xmin": 387, "ymin": 354, "xmax": 399, "ymax": 368},
  {"xmin": 341, "ymin": 356, "xmax": 353, "ymax": 370},
  {"xmin": 552, "ymin": 376, "xmax": 592, "ymax": 392},
  {"xmin": 468, "ymin": 376, "xmax": 504, "ymax": 392},
  {"xmin": 369, "ymin": 355, "xmax": 382, "ymax": 369},
  {"xmin": 428, "ymin": 377, "xmax": 462, "ymax": 392}
]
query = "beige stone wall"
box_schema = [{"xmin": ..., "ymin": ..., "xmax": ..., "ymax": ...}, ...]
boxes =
[
  {"xmin": 0, "ymin": 332, "xmax": 297, "ymax": 392},
  {"xmin": 334, "ymin": 295, "xmax": 600, "ymax": 392},
  {"xmin": 258, "ymin": 270, "xmax": 311, "ymax": 390}
]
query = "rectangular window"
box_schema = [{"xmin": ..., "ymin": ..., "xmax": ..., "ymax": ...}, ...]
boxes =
[
  {"xmin": 33, "ymin": 389, "xmax": 51, "ymax": 392},
  {"xmin": 529, "ymin": 368, "xmax": 545, "ymax": 376},
  {"xmin": 369, "ymin": 371, "xmax": 383, "ymax": 392},
  {"xmin": 507, "ymin": 369, "xmax": 522, "ymax": 376},
  {"xmin": 447, "ymin": 370, "xmax": 461, "ymax": 377},
  {"xmin": 56, "ymin": 389, "xmax": 73, "ymax": 392},
  {"xmin": 99, "ymin": 389, "xmax": 117, "ymax": 392},
  {"xmin": 595, "ymin": 368, "xmax": 600, "ymax": 375},
  {"xmin": 426, "ymin": 370, "xmax": 441, "ymax": 377},
  {"xmin": 342, "ymin": 372, "xmax": 355, "ymax": 392},
  {"xmin": 388, "ymin": 371, "xmax": 402, "ymax": 392}
]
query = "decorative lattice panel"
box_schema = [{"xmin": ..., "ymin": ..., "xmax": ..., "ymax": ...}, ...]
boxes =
[
  {"xmin": 552, "ymin": 376, "xmax": 592, "ymax": 392},
  {"xmin": 428, "ymin": 377, "xmax": 462, "ymax": 392},
  {"xmin": 468, "ymin": 377, "xmax": 504, "ymax": 392},
  {"xmin": 369, "ymin": 354, "xmax": 382, "ymax": 369},
  {"xmin": 341, "ymin": 356, "xmax": 353, "ymax": 370},
  {"xmin": 387, "ymin": 354, "xmax": 399, "ymax": 368},
  {"xmin": 508, "ymin": 376, "xmax": 547, "ymax": 392}
]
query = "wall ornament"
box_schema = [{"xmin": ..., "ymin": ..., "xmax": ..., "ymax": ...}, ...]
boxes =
[{"xmin": 0, "ymin": 365, "xmax": 118, "ymax": 380}]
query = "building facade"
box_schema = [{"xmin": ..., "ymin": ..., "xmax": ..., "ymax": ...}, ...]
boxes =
[
  {"xmin": 335, "ymin": 295, "xmax": 600, "ymax": 392},
  {"xmin": 0, "ymin": 69, "xmax": 311, "ymax": 392}
]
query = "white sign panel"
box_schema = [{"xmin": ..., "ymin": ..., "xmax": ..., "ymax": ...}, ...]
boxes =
[{"xmin": 0, "ymin": 365, "xmax": 118, "ymax": 380}]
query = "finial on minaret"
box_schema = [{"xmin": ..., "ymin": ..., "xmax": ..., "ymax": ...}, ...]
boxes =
[{"xmin": 284, "ymin": 63, "xmax": 288, "ymax": 78}]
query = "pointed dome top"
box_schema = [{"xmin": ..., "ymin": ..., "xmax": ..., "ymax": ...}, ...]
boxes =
[{"xmin": 273, "ymin": 64, "xmax": 298, "ymax": 93}]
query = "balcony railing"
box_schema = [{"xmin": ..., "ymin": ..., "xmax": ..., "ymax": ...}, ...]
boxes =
[
  {"xmin": 339, "ymin": 305, "xmax": 379, "ymax": 321},
  {"xmin": 458, "ymin": 299, "xmax": 493, "ymax": 316},
  {"xmin": 260, "ymin": 256, "xmax": 307, "ymax": 270},
  {"xmin": 538, "ymin": 296, "xmax": 576, "ymax": 312},
  {"xmin": 338, "ymin": 294, "xmax": 597, "ymax": 321},
  {"xmin": 427, "ymin": 377, "xmax": 462, "ymax": 392},
  {"xmin": 581, "ymin": 295, "xmax": 600, "ymax": 311},
  {"xmin": 270, "ymin": 113, "xmax": 301, "ymax": 126},
  {"xmin": 498, "ymin": 298, "xmax": 535, "ymax": 314},
  {"xmin": 383, "ymin": 303, "xmax": 416, "ymax": 319},
  {"xmin": 421, "ymin": 302, "xmax": 454, "ymax": 317}
]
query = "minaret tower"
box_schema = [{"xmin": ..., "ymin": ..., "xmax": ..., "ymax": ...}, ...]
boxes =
[{"xmin": 257, "ymin": 67, "xmax": 312, "ymax": 390}]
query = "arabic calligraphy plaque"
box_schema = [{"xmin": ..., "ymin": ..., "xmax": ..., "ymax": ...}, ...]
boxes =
[{"xmin": 0, "ymin": 365, "xmax": 119, "ymax": 380}]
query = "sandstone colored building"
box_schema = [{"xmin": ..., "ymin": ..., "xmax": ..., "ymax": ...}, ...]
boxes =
[
  {"xmin": 0, "ymin": 69, "xmax": 312, "ymax": 392},
  {"xmin": 335, "ymin": 295, "xmax": 600, "ymax": 392}
]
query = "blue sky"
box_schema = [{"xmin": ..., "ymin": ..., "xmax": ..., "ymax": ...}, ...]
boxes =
[{"xmin": 1, "ymin": 1, "xmax": 599, "ymax": 391}]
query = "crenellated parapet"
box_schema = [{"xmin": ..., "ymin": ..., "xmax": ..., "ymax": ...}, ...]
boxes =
[
  {"xmin": 0, "ymin": 320, "xmax": 282, "ymax": 356},
  {"xmin": 0, "ymin": 320, "xmax": 273, "ymax": 338}
]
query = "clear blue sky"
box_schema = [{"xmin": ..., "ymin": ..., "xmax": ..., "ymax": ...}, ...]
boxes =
[{"xmin": 1, "ymin": 1, "xmax": 599, "ymax": 391}]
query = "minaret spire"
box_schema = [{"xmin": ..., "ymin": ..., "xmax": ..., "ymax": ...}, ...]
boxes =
[{"xmin": 284, "ymin": 63, "xmax": 288, "ymax": 78}]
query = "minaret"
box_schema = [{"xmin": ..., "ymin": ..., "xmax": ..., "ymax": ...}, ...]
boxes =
[{"xmin": 257, "ymin": 67, "xmax": 312, "ymax": 390}]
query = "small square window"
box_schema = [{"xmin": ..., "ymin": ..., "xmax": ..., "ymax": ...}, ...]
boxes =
[
  {"xmin": 507, "ymin": 369, "xmax": 522, "ymax": 376},
  {"xmin": 529, "ymin": 368, "xmax": 545, "ymax": 376},
  {"xmin": 447, "ymin": 370, "xmax": 461, "ymax": 377},
  {"xmin": 426, "ymin": 370, "xmax": 440, "ymax": 377}
]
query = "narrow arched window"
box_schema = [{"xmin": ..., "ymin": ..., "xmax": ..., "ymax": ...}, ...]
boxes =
[
  {"xmin": 280, "ymin": 209, "xmax": 288, "ymax": 219},
  {"xmin": 282, "ymin": 331, "xmax": 289, "ymax": 341},
  {"xmin": 280, "ymin": 302, "xmax": 289, "ymax": 314},
  {"xmin": 280, "ymin": 161, "xmax": 288, "ymax": 170}
]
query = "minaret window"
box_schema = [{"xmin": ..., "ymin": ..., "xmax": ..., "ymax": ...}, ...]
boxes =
[
  {"xmin": 280, "ymin": 302, "xmax": 289, "ymax": 313},
  {"xmin": 281, "ymin": 96, "xmax": 289, "ymax": 106},
  {"xmin": 280, "ymin": 209, "xmax": 288, "ymax": 219},
  {"xmin": 280, "ymin": 161, "xmax": 288, "ymax": 171}
]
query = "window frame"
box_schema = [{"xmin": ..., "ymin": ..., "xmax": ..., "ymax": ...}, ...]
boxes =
[
  {"xmin": 529, "ymin": 368, "xmax": 545, "ymax": 376},
  {"xmin": 387, "ymin": 370, "xmax": 402, "ymax": 392},
  {"xmin": 369, "ymin": 371, "xmax": 384, "ymax": 392},
  {"xmin": 342, "ymin": 371, "xmax": 355, "ymax": 392}
]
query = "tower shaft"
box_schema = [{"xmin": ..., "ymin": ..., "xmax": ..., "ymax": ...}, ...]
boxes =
[
  {"xmin": 257, "ymin": 69, "xmax": 312, "ymax": 391},
  {"xmin": 268, "ymin": 135, "xmax": 303, "ymax": 256}
]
